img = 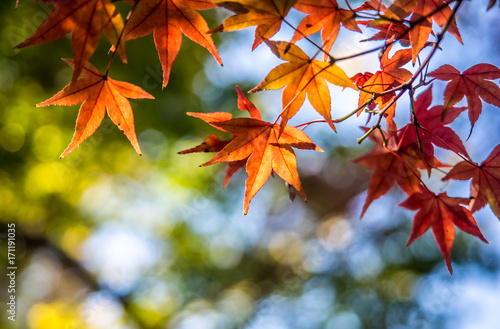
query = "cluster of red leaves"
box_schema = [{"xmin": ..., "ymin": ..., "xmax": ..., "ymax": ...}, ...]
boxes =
[{"xmin": 16, "ymin": 0, "xmax": 500, "ymax": 272}]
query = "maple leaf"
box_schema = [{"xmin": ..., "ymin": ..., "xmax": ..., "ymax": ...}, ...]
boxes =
[
  {"xmin": 181, "ymin": 86, "xmax": 323, "ymax": 214},
  {"xmin": 210, "ymin": 0, "xmax": 297, "ymax": 50},
  {"xmin": 428, "ymin": 64, "xmax": 500, "ymax": 128},
  {"xmin": 125, "ymin": 0, "xmax": 222, "ymax": 87},
  {"xmin": 16, "ymin": 0, "xmax": 127, "ymax": 81},
  {"xmin": 354, "ymin": 128, "xmax": 446, "ymax": 217},
  {"xmin": 443, "ymin": 144, "xmax": 500, "ymax": 220},
  {"xmin": 355, "ymin": 0, "xmax": 388, "ymax": 12},
  {"xmin": 350, "ymin": 72, "xmax": 375, "ymax": 112},
  {"xmin": 355, "ymin": 0, "xmax": 412, "ymax": 46},
  {"xmin": 250, "ymin": 40, "xmax": 355, "ymax": 132},
  {"xmin": 399, "ymin": 86, "xmax": 468, "ymax": 160},
  {"xmin": 37, "ymin": 59, "xmax": 154, "ymax": 158},
  {"xmin": 180, "ymin": 87, "xmax": 261, "ymax": 187},
  {"xmin": 291, "ymin": 0, "xmax": 361, "ymax": 59},
  {"xmin": 206, "ymin": 119, "xmax": 323, "ymax": 214},
  {"xmin": 400, "ymin": 188, "xmax": 488, "ymax": 273},
  {"xmin": 387, "ymin": 0, "xmax": 462, "ymax": 63},
  {"xmin": 358, "ymin": 20, "xmax": 412, "ymax": 46},
  {"xmin": 180, "ymin": 111, "xmax": 248, "ymax": 187},
  {"xmin": 357, "ymin": 43, "xmax": 413, "ymax": 132},
  {"xmin": 178, "ymin": 135, "xmax": 229, "ymax": 154},
  {"xmin": 351, "ymin": 72, "xmax": 373, "ymax": 88}
]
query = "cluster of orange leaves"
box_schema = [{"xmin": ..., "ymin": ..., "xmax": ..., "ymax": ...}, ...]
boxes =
[{"xmin": 16, "ymin": 0, "xmax": 500, "ymax": 272}]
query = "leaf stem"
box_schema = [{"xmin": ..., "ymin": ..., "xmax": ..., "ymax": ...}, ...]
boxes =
[
  {"xmin": 105, "ymin": 3, "xmax": 137, "ymax": 76},
  {"xmin": 334, "ymin": 0, "xmax": 459, "ymax": 63},
  {"xmin": 295, "ymin": 119, "xmax": 327, "ymax": 130},
  {"xmin": 283, "ymin": 18, "xmax": 333, "ymax": 61},
  {"xmin": 417, "ymin": 125, "xmax": 475, "ymax": 166}
]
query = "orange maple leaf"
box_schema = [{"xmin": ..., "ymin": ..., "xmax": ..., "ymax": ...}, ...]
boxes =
[
  {"xmin": 181, "ymin": 86, "xmax": 323, "ymax": 214},
  {"xmin": 205, "ymin": 119, "xmax": 323, "ymax": 214},
  {"xmin": 178, "ymin": 135, "xmax": 229, "ymax": 154},
  {"xmin": 180, "ymin": 87, "xmax": 261, "ymax": 187},
  {"xmin": 357, "ymin": 42, "xmax": 413, "ymax": 132},
  {"xmin": 37, "ymin": 59, "xmax": 154, "ymax": 158},
  {"xmin": 210, "ymin": 0, "xmax": 297, "ymax": 50},
  {"xmin": 387, "ymin": 0, "xmax": 462, "ymax": 63},
  {"xmin": 358, "ymin": 19, "xmax": 414, "ymax": 46},
  {"xmin": 354, "ymin": 0, "xmax": 388, "ymax": 12},
  {"xmin": 125, "ymin": 0, "xmax": 222, "ymax": 87},
  {"xmin": 250, "ymin": 40, "xmax": 355, "ymax": 132},
  {"xmin": 16, "ymin": 0, "xmax": 126, "ymax": 81},
  {"xmin": 443, "ymin": 144, "xmax": 500, "ymax": 220},
  {"xmin": 428, "ymin": 64, "xmax": 500, "ymax": 128},
  {"xmin": 354, "ymin": 1, "xmax": 412, "ymax": 46},
  {"xmin": 292, "ymin": 0, "xmax": 361, "ymax": 59},
  {"xmin": 400, "ymin": 188, "xmax": 487, "ymax": 274}
]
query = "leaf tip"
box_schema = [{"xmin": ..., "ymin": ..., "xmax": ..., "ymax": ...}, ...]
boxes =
[
  {"xmin": 446, "ymin": 261, "xmax": 453, "ymax": 275},
  {"xmin": 478, "ymin": 234, "xmax": 489, "ymax": 244}
]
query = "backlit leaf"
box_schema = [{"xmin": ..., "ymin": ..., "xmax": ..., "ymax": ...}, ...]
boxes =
[
  {"xmin": 400, "ymin": 188, "xmax": 487, "ymax": 273},
  {"xmin": 17, "ymin": 0, "xmax": 127, "ymax": 81},
  {"xmin": 126, "ymin": 0, "xmax": 222, "ymax": 87},
  {"xmin": 250, "ymin": 40, "xmax": 355, "ymax": 132},
  {"xmin": 37, "ymin": 59, "xmax": 154, "ymax": 158}
]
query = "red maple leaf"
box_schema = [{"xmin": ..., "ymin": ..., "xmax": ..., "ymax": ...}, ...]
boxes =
[
  {"xmin": 37, "ymin": 59, "xmax": 154, "ymax": 158},
  {"xmin": 16, "ymin": 0, "xmax": 127, "ymax": 81},
  {"xmin": 428, "ymin": 64, "xmax": 500, "ymax": 128},
  {"xmin": 400, "ymin": 188, "xmax": 487, "ymax": 273},
  {"xmin": 488, "ymin": 0, "xmax": 500, "ymax": 10},
  {"xmin": 125, "ymin": 0, "xmax": 222, "ymax": 87},
  {"xmin": 351, "ymin": 72, "xmax": 376, "ymax": 112},
  {"xmin": 399, "ymin": 86, "xmax": 468, "ymax": 160},
  {"xmin": 442, "ymin": 144, "xmax": 500, "ymax": 220},
  {"xmin": 354, "ymin": 128, "xmax": 445, "ymax": 217}
]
